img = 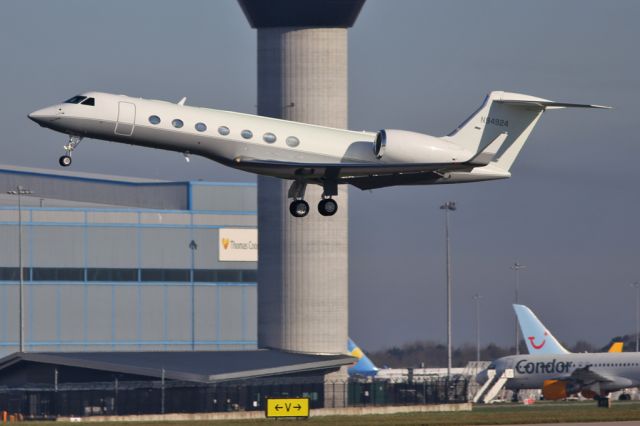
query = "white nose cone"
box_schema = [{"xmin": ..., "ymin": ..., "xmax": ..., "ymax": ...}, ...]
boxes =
[{"xmin": 28, "ymin": 106, "xmax": 59, "ymax": 124}]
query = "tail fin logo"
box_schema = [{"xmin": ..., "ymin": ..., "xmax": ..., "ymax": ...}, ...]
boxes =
[{"xmin": 528, "ymin": 331, "xmax": 548, "ymax": 350}]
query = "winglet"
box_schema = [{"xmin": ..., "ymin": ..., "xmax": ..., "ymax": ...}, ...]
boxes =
[
  {"xmin": 469, "ymin": 132, "xmax": 508, "ymax": 166},
  {"xmin": 178, "ymin": 97, "xmax": 187, "ymax": 106}
]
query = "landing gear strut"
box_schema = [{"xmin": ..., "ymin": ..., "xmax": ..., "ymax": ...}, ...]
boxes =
[
  {"xmin": 59, "ymin": 135, "xmax": 82, "ymax": 167},
  {"xmin": 286, "ymin": 180, "xmax": 340, "ymax": 218}
]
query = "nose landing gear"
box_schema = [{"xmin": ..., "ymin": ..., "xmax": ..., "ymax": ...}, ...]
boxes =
[{"xmin": 59, "ymin": 135, "xmax": 82, "ymax": 167}]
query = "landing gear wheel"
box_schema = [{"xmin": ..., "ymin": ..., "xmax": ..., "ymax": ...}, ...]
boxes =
[
  {"xmin": 289, "ymin": 200, "xmax": 310, "ymax": 218},
  {"xmin": 59, "ymin": 155, "xmax": 72, "ymax": 167},
  {"xmin": 318, "ymin": 198, "xmax": 338, "ymax": 216}
]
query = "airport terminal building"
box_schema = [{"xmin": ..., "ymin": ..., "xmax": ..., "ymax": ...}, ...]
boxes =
[{"xmin": 0, "ymin": 165, "xmax": 258, "ymax": 355}]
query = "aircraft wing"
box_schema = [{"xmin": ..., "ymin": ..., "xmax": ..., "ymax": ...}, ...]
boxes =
[
  {"xmin": 232, "ymin": 157, "xmax": 469, "ymax": 181},
  {"xmin": 552, "ymin": 365, "xmax": 615, "ymax": 386}
]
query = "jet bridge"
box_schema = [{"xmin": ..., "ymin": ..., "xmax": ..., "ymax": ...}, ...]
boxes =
[{"xmin": 473, "ymin": 368, "xmax": 514, "ymax": 404}]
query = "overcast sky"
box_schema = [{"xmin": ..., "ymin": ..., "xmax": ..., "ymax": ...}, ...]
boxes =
[{"xmin": 2, "ymin": 0, "xmax": 639, "ymax": 353}]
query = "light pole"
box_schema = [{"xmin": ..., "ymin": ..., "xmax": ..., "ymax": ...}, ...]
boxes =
[
  {"xmin": 7, "ymin": 185, "xmax": 33, "ymax": 353},
  {"xmin": 511, "ymin": 261, "xmax": 526, "ymax": 354},
  {"xmin": 440, "ymin": 201, "xmax": 456, "ymax": 377},
  {"xmin": 189, "ymin": 240, "xmax": 198, "ymax": 351},
  {"xmin": 632, "ymin": 281, "xmax": 640, "ymax": 352},
  {"xmin": 473, "ymin": 293, "xmax": 482, "ymax": 364}
]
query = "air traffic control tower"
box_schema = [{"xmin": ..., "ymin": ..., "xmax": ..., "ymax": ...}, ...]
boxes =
[{"xmin": 238, "ymin": 0, "xmax": 366, "ymax": 356}]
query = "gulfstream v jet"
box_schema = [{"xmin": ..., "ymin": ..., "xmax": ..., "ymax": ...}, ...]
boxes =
[{"xmin": 29, "ymin": 91, "xmax": 608, "ymax": 217}]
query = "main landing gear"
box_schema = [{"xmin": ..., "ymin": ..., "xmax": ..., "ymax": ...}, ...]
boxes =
[
  {"xmin": 287, "ymin": 180, "xmax": 339, "ymax": 218},
  {"xmin": 59, "ymin": 135, "xmax": 82, "ymax": 167}
]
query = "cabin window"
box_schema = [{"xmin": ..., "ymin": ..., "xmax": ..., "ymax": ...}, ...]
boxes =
[
  {"xmin": 286, "ymin": 136, "xmax": 300, "ymax": 147},
  {"xmin": 172, "ymin": 119, "xmax": 184, "ymax": 129},
  {"xmin": 195, "ymin": 122, "xmax": 207, "ymax": 132},
  {"xmin": 64, "ymin": 95, "xmax": 86, "ymax": 104},
  {"xmin": 149, "ymin": 115, "xmax": 161, "ymax": 125},
  {"xmin": 263, "ymin": 132, "xmax": 276, "ymax": 143},
  {"xmin": 81, "ymin": 97, "xmax": 95, "ymax": 106},
  {"xmin": 218, "ymin": 126, "xmax": 230, "ymax": 136},
  {"xmin": 241, "ymin": 130, "xmax": 253, "ymax": 139}
]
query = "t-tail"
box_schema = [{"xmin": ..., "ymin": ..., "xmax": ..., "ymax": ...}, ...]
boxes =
[
  {"xmin": 446, "ymin": 91, "xmax": 610, "ymax": 175},
  {"xmin": 513, "ymin": 304, "xmax": 570, "ymax": 355},
  {"xmin": 347, "ymin": 338, "xmax": 379, "ymax": 376}
]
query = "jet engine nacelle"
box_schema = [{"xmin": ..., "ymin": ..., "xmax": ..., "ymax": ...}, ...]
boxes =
[
  {"xmin": 542, "ymin": 380, "xmax": 581, "ymax": 400},
  {"xmin": 374, "ymin": 129, "xmax": 469, "ymax": 164}
]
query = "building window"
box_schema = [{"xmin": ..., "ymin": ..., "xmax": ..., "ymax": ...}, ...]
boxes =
[
  {"xmin": 263, "ymin": 132, "xmax": 277, "ymax": 143},
  {"xmin": 286, "ymin": 136, "xmax": 300, "ymax": 147},
  {"xmin": 218, "ymin": 126, "xmax": 230, "ymax": 136},
  {"xmin": 149, "ymin": 115, "xmax": 161, "ymax": 125},
  {"xmin": 141, "ymin": 269, "xmax": 190, "ymax": 282},
  {"xmin": 87, "ymin": 268, "xmax": 138, "ymax": 282},
  {"xmin": 32, "ymin": 268, "xmax": 84, "ymax": 281},
  {"xmin": 172, "ymin": 119, "xmax": 184, "ymax": 128},
  {"xmin": 241, "ymin": 130, "xmax": 253, "ymax": 139},
  {"xmin": 195, "ymin": 122, "xmax": 207, "ymax": 132}
]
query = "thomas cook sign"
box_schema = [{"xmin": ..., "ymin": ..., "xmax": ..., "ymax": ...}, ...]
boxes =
[
  {"xmin": 265, "ymin": 397, "xmax": 309, "ymax": 418},
  {"xmin": 218, "ymin": 228, "xmax": 258, "ymax": 262}
]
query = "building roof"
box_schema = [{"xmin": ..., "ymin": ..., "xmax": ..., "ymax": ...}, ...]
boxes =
[
  {"xmin": 0, "ymin": 164, "xmax": 256, "ymax": 212},
  {"xmin": 238, "ymin": 0, "xmax": 366, "ymax": 28},
  {"xmin": 0, "ymin": 350, "xmax": 355, "ymax": 383}
]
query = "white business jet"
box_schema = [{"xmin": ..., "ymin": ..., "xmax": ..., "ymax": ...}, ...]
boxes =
[{"xmin": 28, "ymin": 91, "xmax": 608, "ymax": 217}]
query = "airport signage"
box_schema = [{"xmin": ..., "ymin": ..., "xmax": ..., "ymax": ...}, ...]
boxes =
[
  {"xmin": 218, "ymin": 228, "xmax": 258, "ymax": 262},
  {"xmin": 265, "ymin": 397, "xmax": 309, "ymax": 418}
]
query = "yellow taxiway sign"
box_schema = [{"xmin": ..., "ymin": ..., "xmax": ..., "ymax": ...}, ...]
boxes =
[{"xmin": 265, "ymin": 397, "xmax": 310, "ymax": 418}]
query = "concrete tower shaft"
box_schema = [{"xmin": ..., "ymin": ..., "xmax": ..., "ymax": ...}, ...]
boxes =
[
  {"xmin": 239, "ymin": 0, "xmax": 365, "ymax": 355},
  {"xmin": 258, "ymin": 28, "xmax": 349, "ymax": 355}
]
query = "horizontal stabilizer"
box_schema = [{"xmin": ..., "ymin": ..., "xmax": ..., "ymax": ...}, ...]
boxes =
[
  {"xmin": 495, "ymin": 100, "xmax": 611, "ymax": 110},
  {"xmin": 469, "ymin": 132, "xmax": 508, "ymax": 166}
]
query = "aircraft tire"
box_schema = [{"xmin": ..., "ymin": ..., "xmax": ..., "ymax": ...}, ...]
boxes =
[
  {"xmin": 59, "ymin": 155, "xmax": 72, "ymax": 167},
  {"xmin": 318, "ymin": 199, "xmax": 338, "ymax": 216},
  {"xmin": 289, "ymin": 200, "xmax": 309, "ymax": 218}
]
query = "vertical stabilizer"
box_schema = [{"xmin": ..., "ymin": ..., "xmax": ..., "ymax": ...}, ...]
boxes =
[
  {"xmin": 347, "ymin": 338, "xmax": 378, "ymax": 376},
  {"xmin": 513, "ymin": 304, "xmax": 570, "ymax": 355},
  {"xmin": 446, "ymin": 91, "xmax": 608, "ymax": 172}
]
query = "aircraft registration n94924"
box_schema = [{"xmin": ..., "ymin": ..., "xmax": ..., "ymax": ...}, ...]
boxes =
[{"xmin": 29, "ymin": 91, "xmax": 610, "ymax": 218}]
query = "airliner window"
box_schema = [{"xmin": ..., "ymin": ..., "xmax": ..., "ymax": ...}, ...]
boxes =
[
  {"xmin": 195, "ymin": 122, "xmax": 207, "ymax": 132},
  {"xmin": 241, "ymin": 130, "xmax": 253, "ymax": 139},
  {"xmin": 172, "ymin": 119, "xmax": 184, "ymax": 128},
  {"xmin": 263, "ymin": 132, "xmax": 276, "ymax": 143},
  {"xmin": 286, "ymin": 136, "xmax": 300, "ymax": 147},
  {"xmin": 64, "ymin": 95, "xmax": 87, "ymax": 104},
  {"xmin": 81, "ymin": 97, "xmax": 95, "ymax": 106},
  {"xmin": 149, "ymin": 115, "xmax": 161, "ymax": 125},
  {"xmin": 218, "ymin": 126, "xmax": 230, "ymax": 136}
]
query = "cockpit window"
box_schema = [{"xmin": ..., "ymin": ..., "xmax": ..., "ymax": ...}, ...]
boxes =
[
  {"xmin": 64, "ymin": 95, "xmax": 87, "ymax": 104},
  {"xmin": 81, "ymin": 97, "xmax": 95, "ymax": 106}
]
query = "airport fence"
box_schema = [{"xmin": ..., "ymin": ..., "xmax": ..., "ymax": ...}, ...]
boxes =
[{"xmin": 0, "ymin": 376, "xmax": 468, "ymax": 419}]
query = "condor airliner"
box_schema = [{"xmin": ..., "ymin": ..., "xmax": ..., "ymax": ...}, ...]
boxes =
[
  {"xmin": 476, "ymin": 305, "xmax": 638, "ymax": 407},
  {"xmin": 29, "ymin": 91, "xmax": 608, "ymax": 217}
]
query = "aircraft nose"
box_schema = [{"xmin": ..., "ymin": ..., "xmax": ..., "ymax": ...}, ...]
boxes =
[{"xmin": 28, "ymin": 106, "xmax": 60, "ymax": 124}]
